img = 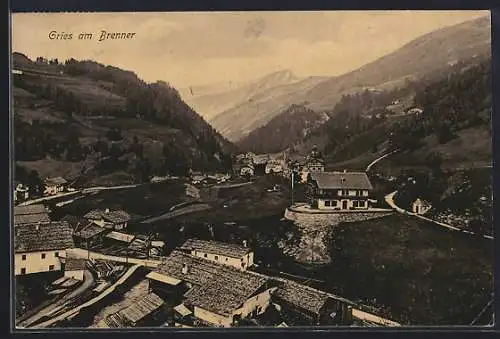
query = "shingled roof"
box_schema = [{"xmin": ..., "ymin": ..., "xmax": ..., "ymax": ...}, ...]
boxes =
[
  {"xmin": 15, "ymin": 222, "xmax": 74, "ymax": 253},
  {"xmin": 118, "ymin": 293, "xmax": 164, "ymax": 324},
  {"xmin": 152, "ymin": 250, "xmax": 268, "ymax": 316},
  {"xmin": 65, "ymin": 258, "xmax": 87, "ymax": 271},
  {"xmin": 14, "ymin": 204, "xmax": 46, "ymax": 215},
  {"xmin": 180, "ymin": 239, "xmax": 251, "ymax": 258},
  {"xmin": 14, "ymin": 204, "xmax": 51, "ymax": 226},
  {"xmin": 309, "ymin": 172, "xmax": 373, "ymax": 190},
  {"xmin": 75, "ymin": 223, "xmax": 109, "ymax": 239},
  {"xmin": 273, "ymin": 279, "xmax": 331, "ymax": 315},
  {"xmin": 84, "ymin": 209, "xmax": 131, "ymax": 224}
]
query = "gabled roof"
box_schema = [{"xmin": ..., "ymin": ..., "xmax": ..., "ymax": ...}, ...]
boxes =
[
  {"xmin": 65, "ymin": 258, "xmax": 87, "ymax": 271},
  {"xmin": 14, "ymin": 204, "xmax": 46, "ymax": 216},
  {"xmin": 152, "ymin": 250, "xmax": 268, "ymax": 316},
  {"xmin": 180, "ymin": 239, "xmax": 251, "ymax": 258},
  {"xmin": 45, "ymin": 177, "xmax": 67, "ymax": 185},
  {"xmin": 60, "ymin": 215, "xmax": 92, "ymax": 232},
  {"xmin": 413, "ymin": 198, "xmax": 432, "ymax": 207},
  {"xmin": 15, "ymin": 222, "xmax": 74, "ymax": 253},
  {"xmin": 118, "ymin": 293, "xmax": 164, "ymax": 324},
  {"xmin": 75, "ymin": 223, "xmax": 109, "ymax": 239},
  {"xmin": 273, "ymin": 279, "xmax": 331, "ymax": 315},
  {"xmin": 84, "ymin": 209, "xmax": 131, "ymax": 224},
  {"xmin": 309, "ymin": 172, "xmax": 373, "ymax": 190},
  {"xmin": 14, "ymin": 213, "xmax": 51, "ymax": 226}
]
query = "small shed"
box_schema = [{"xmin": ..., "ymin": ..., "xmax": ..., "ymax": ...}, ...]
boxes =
[
  {"xmin": 105, "ymin": 231, "xmax": 135, "ymax": 244},
  {"xmin": 64, "ymin": 258, "xmax": 87, "ymax": 281},
  {"xmin": 412, "ymin": 198, "xmax": 432, "ymax": 215}
]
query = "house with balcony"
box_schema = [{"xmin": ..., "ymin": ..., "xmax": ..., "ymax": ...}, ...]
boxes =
[{"xmin": 306, "ymin": 171, "xmax": 373, "ymax": 210}]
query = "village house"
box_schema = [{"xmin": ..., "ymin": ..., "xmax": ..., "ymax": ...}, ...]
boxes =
[
  {"xmin": 14, "ymin": 182, "xmax": 30, "ymax": 203},
  {"xmin": 14, "ymin": 204, "xmax": 51, "ymax": 227},
  {"xmin": 73, "ymin": 222, "xmax": 110, "ymax": 249},
  {"xmin": 272, "ymin": 279, "xmax": 353, "ymax": 326},
  {"xmin": 412, "ymin": 198, "xmax": 432, "ymax": 215},
  {"xmin": 306, "ymin": 171, "xmax": 373, "ymax": 210},
  {"xmin": 146, "ymin": 250, "xmax": 276, "ymax": 328},
  {"xmin": 14, "ymin": 221, "xmax": 74, "ymax": 275},
  {"xmin": 179, "ymin": 239, "xmax": 254, "ymax": 271},
  {"xmin": 64, "ymin": 257, "xmax": 87, "ymax": 281},
  {"xmin": 44, "ymin": 177, "xmax": 68, "ymax": 196},
  {"xmin": 300, "ymin": 146, "xmax": 325, "ymax": 182},
  {"xmin": 265, "ymin": 160, "xmax": 283, "ymax": 175},
  {"xmin": 84, "ymin": 208, "xmax": 131, "ymax": 230},
  {"xmin": 240, "ymin": 163, "xmax": 255, "ymax": 177}
]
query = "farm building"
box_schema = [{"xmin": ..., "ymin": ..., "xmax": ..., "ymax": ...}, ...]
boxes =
[
  {"xmin": 240, "ymin": 163, "xmax": 255, "ymax": 177},
  {"xmin": 64, "ymin": 257, "xmax": 87, "ymax": 281},
  {"xmin": 272, "ymin": 279, "xmax": 353, "ymax": 326},
  {"xmin": 84, "ymin": 208, "xmax": 131, "ymax": 230},
  {"xmin": 14, "ymin": 221, "xmax": 74, "ymax": 275},
  {"xmin": 179, "ymin": 239, "xmax": 254, "ymax": 271},
  {"xmin": 412, "ymin": 198, "xmax": 432, "ymax": 215},
  {"xmin": 44, "ymin": 177, "xmax": 68, "ymax": 195},
  {"xmin": 103, "ymin": 293, "xmax": 165, "ymax": 328},
  {"xmin": 306, "ymin": 171, "xmax": 373, "ymax": 210},
  {"xmin": 146, "ymin": 250, "xmax": 276, "ymax": 327},
  {"xmin": 73, "ymin": 222, "xmax": 110, "ymax": 249},
  {"xmin": 14, "ymin": 204, "xmax": 50, "ymax": 227}
]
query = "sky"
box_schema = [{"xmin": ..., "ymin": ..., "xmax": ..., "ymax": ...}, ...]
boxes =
[{"xmin": 11, "ymin": 11, "xmax": 489, "ymax": 89}]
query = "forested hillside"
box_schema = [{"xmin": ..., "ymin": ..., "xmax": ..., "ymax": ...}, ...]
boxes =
[
  {"xmin": 13, "ymin": 53, "xmax": 234, "ymax": 186},
  {"xmin": 236, "ymin": 104, "xmax": 329, "ymax": 153}
]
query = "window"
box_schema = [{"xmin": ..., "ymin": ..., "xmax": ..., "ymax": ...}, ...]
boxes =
[
  {"xmin": 49, "ymin": 265, "xmax": 55, "ymax": 271},
  {"xmin": 215, "ymin": 255, "xmax": 219, "ymax": 261},
  {"xmin": 225, "ymin": 258, "xmax": 228, "ymax": 262},
  {"xmin": 353, "ymin": 201, "xmax": 359, "ymax": 208},
  {"xmin": 21, "ymin": 254, "xmax": 26, "ymax": 261},
  {"xmin": 338, "ymin": 190, "xmax": 342, "ymax": 196},
  {"xmin": 204, "ymin": 253, "xmax": 207, "ymax": 258},
  {"xmin": 41, "ymin": 253, "xmax": 46, "ymax": 259},
  {"xmin": 20, "ymin": 268, "xmax": 26, "ymax": 275},
  {"xmin": 325, "ymin": 201, "xmax": 331, "ymax": 207},
  {"xmin": 256, "ymin": 295, "xmax": 259, "ymax": 301},
  {"xmin": 54, "ymin": 252, "xmax": 59, "ymax": 257},
  {"xmin": 241, "ymin": 262, "xmax": 246, "ymax": 268}
]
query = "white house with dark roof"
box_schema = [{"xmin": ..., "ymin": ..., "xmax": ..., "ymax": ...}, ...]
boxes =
[
  {"xmin": 14, "ymin": 204, "xmax": 51, "ymax": 227},
  {"xmin": 44, "ymin": 177, "xmax": 68, "ymax": 196},
  {"xmin": 146, "ymin": 250, "xmax": 275, "ymax": 327},
  {"xmin": 412, "ymin": 198, "xmax": 432, "ymax": 215},
  {"xmin": 306, "ymin": 171, "xmax": 373, "ymax": 210},
  {"xmin": 14, "ymin": 221, "xmax": 74, "ymax": 275},
  {"xmin": 84, "ymin": 208, "xmax": 131, "ymax": 230},
  {"xmin": 179, "ymin": 239, "xmax": 254, "ymax": 271}
]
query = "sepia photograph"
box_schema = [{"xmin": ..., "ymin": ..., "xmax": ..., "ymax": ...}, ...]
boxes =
[{"xmin": 10, "ymin": 10, "xmax": 493, "ymax": 329}]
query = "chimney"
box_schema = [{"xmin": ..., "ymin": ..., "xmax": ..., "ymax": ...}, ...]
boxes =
[
  {"xmin": 105, "ymin": 208, "xmax": 110, "ymax": 214},
  {"xmin": 242, "ymin": 240, "xmax": 248, "ymax": 248},
  {"xmin": 182, "ymin": 263, "xmax": 189, "ymax": 274}
]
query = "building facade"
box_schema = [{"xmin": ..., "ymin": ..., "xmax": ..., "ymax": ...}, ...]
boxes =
[
  {"xmin": 14, "ymin": 222, "xmax": 74, "ymax": 275},
  {"xmin": 306, "ymin": 171, "xmax": 373, "ymax": 210},
  {"xmin": 412, "ymin": 198, "xmax": 432, "ymax": 215},
  {"xmin": 44, "ymin": 177, "xmax": 67, "ymax": 196},
  {"xmin": 84, "ymin": 208, "xmax": 131, "ymax": 230},
  {"xmin": 180, "ymin": 239, "xmax": 254, "ymax": 271}
]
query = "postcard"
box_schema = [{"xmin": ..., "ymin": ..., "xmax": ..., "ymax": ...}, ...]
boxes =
[{"xmin": 10, "ymin": 10, "xmax": 493, "ymax": 329}]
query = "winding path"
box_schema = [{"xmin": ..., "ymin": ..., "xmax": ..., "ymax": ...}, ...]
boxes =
[
  {"xmin": 385, "ymin": 191, "xmax": 493, "ymax": 240},
  {"xmin": 18, "ymin": 270, "xmax": 95, "ymax": 328},
  {"xmin": 365, "ymin": 149, "xmax": 400, "ymax": 172}
]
